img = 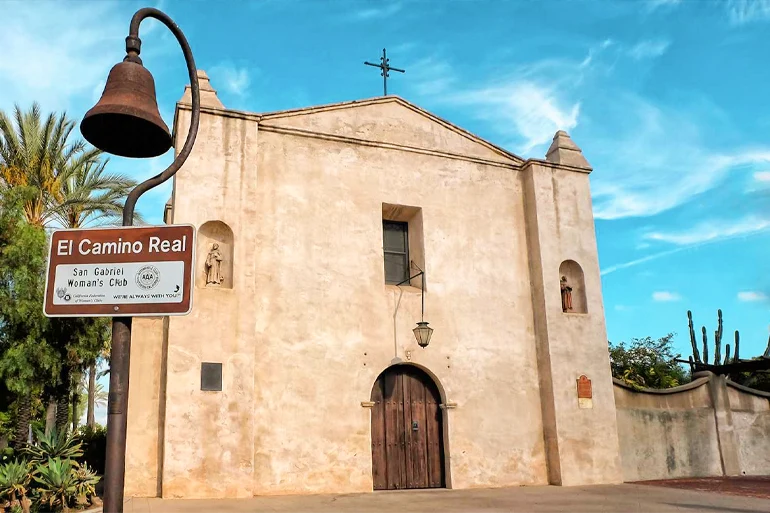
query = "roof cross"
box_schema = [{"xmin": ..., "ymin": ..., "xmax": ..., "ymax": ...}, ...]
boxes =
[{"xmin": 364, "ymin": 48, "xmax": 405, "ymax": 96}]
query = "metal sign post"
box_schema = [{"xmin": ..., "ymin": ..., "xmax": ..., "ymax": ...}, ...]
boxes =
[{"xmin": 72, "ymin": 7, "xmax": 201, "ymax": 512}]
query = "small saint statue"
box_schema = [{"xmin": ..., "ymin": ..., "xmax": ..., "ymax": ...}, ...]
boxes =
[
  {"xmin": 560, "ymin": 275, "xmax": 573, "ymax": 312},
  {"xmin": 205, "ymin": 243, "xmax": 224, "ymax": 285}
]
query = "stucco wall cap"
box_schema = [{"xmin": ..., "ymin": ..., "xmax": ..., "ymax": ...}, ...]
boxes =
[
  {"xmin": 545, "ymin": 130, "xmax": 591, "ymax": 170},
  {"xmin": 180, "ymin": 69, "xmax": 225, "ymax": 109}
]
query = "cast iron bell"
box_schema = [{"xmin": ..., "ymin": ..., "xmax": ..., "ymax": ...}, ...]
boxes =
[{"xmin": 81, "ymin": 60, "xmax": 172, "ymax": 158}]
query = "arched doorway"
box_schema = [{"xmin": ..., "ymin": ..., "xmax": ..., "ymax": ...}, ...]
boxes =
[{"xmin": 370, "ymin": 365, "xmax": 446, "ymax": 490}]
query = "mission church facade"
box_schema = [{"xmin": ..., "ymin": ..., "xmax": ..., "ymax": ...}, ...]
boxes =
[{"xmin": 124, "ymin": 70, "xmax": 623, "ymax": 498}]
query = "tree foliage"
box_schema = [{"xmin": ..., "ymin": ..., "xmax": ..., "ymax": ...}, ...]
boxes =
[
  {"xmin": 0, "ymin": 188, "xmax": 59, "ymax": 444},
  {"xmin": 609, "ymin": 333, "xmax": 691, "ymax": 390},
  {"xmin": 0, "ymin": 103, "xmax": 137, "ymax": 443}
]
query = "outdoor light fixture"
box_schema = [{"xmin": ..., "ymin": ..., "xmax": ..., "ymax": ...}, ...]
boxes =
[
  {"xmin": 79, "ymin": 8, "xmax": 201, "ymax": 513},
  {"xmin": 397, "ymin": 264, "xmax": 434, "ymax": 348}
]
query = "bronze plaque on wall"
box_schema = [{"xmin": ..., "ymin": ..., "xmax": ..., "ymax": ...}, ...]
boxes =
[{"xmin": 44, "ymin": 225, "xmax": 196, "ymax": 317}]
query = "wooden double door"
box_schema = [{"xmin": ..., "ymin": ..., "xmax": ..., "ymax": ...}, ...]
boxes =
[{"xmin": 370, "ymin": 365, "xmax": 445, "ymax": 490}]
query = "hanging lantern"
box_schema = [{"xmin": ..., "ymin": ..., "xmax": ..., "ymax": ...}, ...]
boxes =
[{"xmin": 413, "ymin": 321, "xmax": 433, "ymax": 348}]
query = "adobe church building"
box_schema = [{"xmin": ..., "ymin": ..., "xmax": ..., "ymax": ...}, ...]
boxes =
[{"xmin": 124, "ymin": 70, "xmax": 624, "ymax": 498}]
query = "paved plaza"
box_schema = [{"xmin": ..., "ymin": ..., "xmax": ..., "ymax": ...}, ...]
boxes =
[{"xmin": 115, "ymin": 483, "xmax": 770, "ymax": 513}]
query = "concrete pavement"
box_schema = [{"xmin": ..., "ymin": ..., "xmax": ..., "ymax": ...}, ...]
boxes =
[{"xmin": 113, "ymin": 484, "xmax": 770, "ymax": 512}]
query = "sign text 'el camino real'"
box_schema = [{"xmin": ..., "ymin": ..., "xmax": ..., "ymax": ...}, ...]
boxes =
[{"xmin": 44, "ymin": 225, "xmax": 196, "ymax": 317}]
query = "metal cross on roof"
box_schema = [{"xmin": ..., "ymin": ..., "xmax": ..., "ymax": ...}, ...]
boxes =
[{"xmin": 364, "ymin": 48, "xmax": 405, "ymax": 96}]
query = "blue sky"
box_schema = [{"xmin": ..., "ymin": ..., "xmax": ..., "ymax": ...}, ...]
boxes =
[{"xmin": 3, "ymin": 0, "xmax": 770, "ymax": 416}]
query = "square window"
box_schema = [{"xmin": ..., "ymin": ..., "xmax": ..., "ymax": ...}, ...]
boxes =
[
  {"xmin": 383, "ymin": 220, "xmax": 409, "ymax": 284},
  {"xmin": 201, "ymin": 362, "xmax": 222, "ymax": 391}
]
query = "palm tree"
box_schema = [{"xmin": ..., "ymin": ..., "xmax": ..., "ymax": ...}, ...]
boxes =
[
  {"xmin": 0, "ymin": 103, "xmax": 101, "ymax": 226},
  {"xmin": 50, "ymin": 158, "xmax": 138, "ymax": 228},
  {"xmin": 0, "ymin": 103, "xmax": 138, "ymax": 438}
]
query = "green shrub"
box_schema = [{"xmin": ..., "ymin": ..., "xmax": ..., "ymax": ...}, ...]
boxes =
[
  {"xmin": 75, "ymin": 426, "xmax": 105, "ymax": 476},
  {"xmin": 24, "ymin": 430, "xmax": 82, "ymax": 466},
  {"xmin": 72, "ymin": 463, "xmax": 99, "ymax": 507},
  {"xmin": 0, "ymin": 459, "xmax": 33, "ymax": 513},
  {"xmin": 1, "ymin": 447, "xmax": 14, "ymax": 465},
  {"xmin": 33, "ymin": 458, "xmax": 76, "ymax": 513}
]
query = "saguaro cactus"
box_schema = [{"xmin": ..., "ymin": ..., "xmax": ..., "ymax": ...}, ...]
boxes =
[
  {"xmin": 702, "ymin": 326, "xmax": 709, "ymax": 365},
  {"xmin": 734, "ymin": 331, "xmax": 740, "ymax": 362}
]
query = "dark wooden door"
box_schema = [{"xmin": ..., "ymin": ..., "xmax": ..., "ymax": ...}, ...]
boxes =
[{"xmin": 370, "ymin": 365, "xmax": 445, "ymax": 490}]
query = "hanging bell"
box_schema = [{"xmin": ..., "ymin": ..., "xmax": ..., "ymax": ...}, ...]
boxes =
[{"xmin": 80, "ymin": 60, "xmax": 172, "ymax": 158}]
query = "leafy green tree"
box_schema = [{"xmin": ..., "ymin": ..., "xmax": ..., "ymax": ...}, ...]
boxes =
[
  {"xmin": 731, "ymin": 364, "xmax": 770, "ymax": 392},
  {"xmin": 0, "ymin": 103, "xmax": 137, "ymax": 435},
  {"xmin": 609, "ymin": 333, "xmax": 691, "ymax": 389},
  {"xmin": 0, "ymin": 188, "xmax": 58, "ymax": 446}
]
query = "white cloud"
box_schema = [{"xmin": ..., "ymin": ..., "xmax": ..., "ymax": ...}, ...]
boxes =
[
  {"xmin": 653, "ymin": 291, "xmax": 681, "ymax": 302},
  {"xmin": 647, "ymin": 0, "xmax": 682, "ymax": 9},
  {"xmin": 738, "ymin": 291, "xmax": 767, "ymax": 302},
  {"xmin": 0, "ymin": 2, "xmax": 125, "ymax": 114},
  {"xmin": 629, "ymin": 39, "xmax": 671, "ymax": 60},
  {"xmin": 406, "ymin": 56, "xmax": 456, "ymax": 96},
  {"xmin": 590, "ymin": 93, "xmax": 770, "ymax": 219},
  {"xmin": 209, "ymin": 63, "xmax": 252, "ymax": 97},
  {"xmin": 644, "ymin": 215, "xmax": 770, "ymax": 245},
  {"xmin": 405, "ymin": 42, "xmax": 606, "ymax": 156},
  {"xmin": 727, "ymin": 0, "xmax": 770, "ymax": 25},
  {"xmin": 601, "ymin": 215, "xmax": 770, "ymax": 275},
  {"xmin": 754, "ymin": 171, "xmax": 770, "ymax": 182},
  {"xmin": 449, "ymin": 82, "xmax": 580, "ymax": 153},
  {"xmin": 601, "ymin": 246, "xmax": 687, "ymax": 276},
  {"xmin": 349, "ymin": 2, "xmax": 402, "ymax": 20}
]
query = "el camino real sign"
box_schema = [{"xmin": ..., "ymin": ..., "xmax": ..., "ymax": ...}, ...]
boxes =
[{"xmin": 44, "ymin": 225, "xmax": 196, "ymax": 317}]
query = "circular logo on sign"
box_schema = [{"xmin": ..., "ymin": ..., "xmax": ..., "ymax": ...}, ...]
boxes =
[{"xmin": 135, "ymin": 265, "xmax": 160, "ymax": 290}]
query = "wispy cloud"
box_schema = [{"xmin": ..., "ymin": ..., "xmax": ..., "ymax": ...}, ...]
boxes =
[
  {"xmin": 738, "ymin": 291, "xmax": 768, "ymax": 302},
  {"xmin": 601, "ymin": 215, "xmax": 770, "ymax": 275},
  {"xmin": 590, "ymin": 93, "xmax": 770, "ymax": 219},
  {"xmin": 646, "ymin": 0, "xmax": 682, "ymax": 10},
  {"xmin": 601, "ymin": 246, "xmax": 687, "ymax": 276},
  {"xmin": 404, "ymin": 40, "xmax": 610, "ymax": 156},
  {"xmin": 209, "ymin": 62, "xmax": 252, "ymax": 97},
  {"xmin": 727, "ymin": 0, "xmax": 770, "ymax": 25},
  {"xmin": 644, "ymin": 215, "xmax": 770, "ymax": 245},
  {"xmin": 0, "ymin": 2, "xmax": 124, "ymax": 113},
  {"xmin": 653, "ymin": 291, "xmax": 681, "ymax": 302},
  {"xmin": 629, "ymin": 39, "xmax": 671, "ymax": 60},
  {"xmin": 754, "ymin": 171, "xmax": 770, "ymax": 182},
  {"xmin": 449, "ymin": 81, "xmax": 580, "ymax": 153},
  {"xmin": 406, "ymin": 56, "xmax": 456, "ymax": 96},
  {"xmin": 348, "ymin": 2, "xmax": 402, "ymax": 21}
]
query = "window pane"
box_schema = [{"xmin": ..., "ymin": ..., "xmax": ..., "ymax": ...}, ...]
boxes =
[
  {"xmin": 384, "ymin": 252, "xmax": 408, "ymax": 284},
  {"xmin": 383, "ymin": 221, "xmax": 407, "ymax": 252}
]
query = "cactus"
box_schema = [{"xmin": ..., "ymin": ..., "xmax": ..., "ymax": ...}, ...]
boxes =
[
  {"xmin": 725, "ymin": 344, "xmax": 731, "ymax": 365},
  {"xmin": 702, "ymin": 327, "xmax": 709, "ymax": 365},
  {"xmin": 717, "ymin": 309, "xmax": 724, "ymax": 344},
  {"xmin": 764, "ymin": 335, "xmax": 770, "ymax": 359},
  {"xmin": 734, "ymin": 331, "xmax": 740, "ymax": 362},
  {"xmin": 715, "ymin": 310, "xmax": 723, "ymax": 364},
  {"xmin": 687, "ymin": 310, "xmax": 700, "ymax": 362}
]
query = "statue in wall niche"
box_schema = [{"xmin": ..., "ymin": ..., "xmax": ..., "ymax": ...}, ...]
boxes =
[
  {"xmin": 560, "ymin": 276, "xmax": 573, "ymax": 312},
  {"xmin": 205, "ymin": 243, "xmax": 224, "ymax": 285}
]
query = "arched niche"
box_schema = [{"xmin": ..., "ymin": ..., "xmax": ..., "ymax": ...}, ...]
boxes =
[
  {"xmin": 197, "ymin": 221, "xmax": 234, "ymax": 289},
  {"xmin": 559, "ymin": 260, "xmax": 587, "ymax": 314}
]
